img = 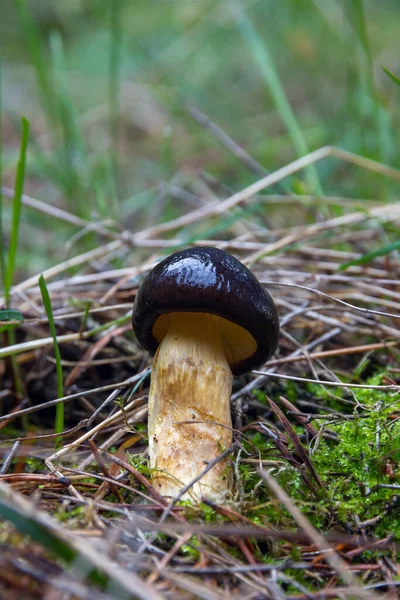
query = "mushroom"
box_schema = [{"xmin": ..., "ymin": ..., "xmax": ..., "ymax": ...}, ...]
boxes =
[{"xmin": 132, "ymin": 247, "xmax": 279, "ymax": 499}]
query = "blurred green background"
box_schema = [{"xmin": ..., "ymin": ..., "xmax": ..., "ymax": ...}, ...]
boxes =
[{"xmin": 1, "ymin": 0, "xmax": 399, "ymax": 280}]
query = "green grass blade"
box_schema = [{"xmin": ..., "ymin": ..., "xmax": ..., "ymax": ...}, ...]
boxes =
[
  {"xmin": 382, "ymin": 66, "xmax": 400, "ymax": 88},
  {"xmin": 88, "ymin": 314, "xmax": 130, "ymax": 337},
  {"xmin": 236, "ymin": 8, "xmax": 323, "ymax": 196},
  {"xmin": 109, "ymin": 0, "xmax": 122, "ymax": 160},
  {"xmin": 0, "ymin": 480, "xmax": 136, "ymax": 598},
  {"xmin": 348, "ymin": 0, "xmax": 372, "ymax": 66},
  {"xmin": 3, "ymin": 117, "xmax": 29, "ymax": 305},
  {"xmin": 0, "ymin": 104, "xmax": 26, "ymax": 399},
  {"xmin": 340, "ymin": 239, "xmax": 400, "ymax": 270},
  {"xmin": 49, "ymin": 30, "xmax": 85, "ymax": 161},
  {"xmin": 79, "ymin": 300, "xmax": 92, "ymax": 335},
  {"xmin": 49, "ymin": 30, "xmax": 87, "ymax": 209},
  {"xmin": 15, "ymin": 0, "xmax": 56, "ymax": 126},
  {"xmin": 107, "ymin": 0, "xmax": 122, "ymax": 219},
  {"xmin": 344, "ymin": 0, "xmax": 392, "ymax": 166},
  {"xmin": 38, "ymin": 274, "xmax": 64, "ymax": 438},
  {"xmin": 0, "ymin": 60, "xmax": 4, "ymax": 293},
  {"xmin": 0, "ymin": 497, "xmax": 77, "ymax": 564},
  {"xmin": 0, "ymin": 309, "xmax": 24, "ymax": 334},
  {"xmin": 0, "ymin": 309, "xmax": 24, "ymax": 323}
]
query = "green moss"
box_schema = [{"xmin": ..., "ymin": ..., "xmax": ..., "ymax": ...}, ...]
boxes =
[
  {"xmin": 127, "ymin": 453, "xmax": 152, "ymax": 480},
  {"xmin": 253, "ymin": 389, "xmax": 269, "ymax": 405},
  {"xmin": 310, "ymin": 397, "xmax": 400, "ymax": 536},
  {"xmin": 24, "ymin": 456, "xmax": 44, "ymax": 472},
  {"xmin": 241, "ymin": 375, "xmax": 400, "ymax": 541},
  {"xmin": 181, "ymin": 535, "xmax": 200, "ymax": 560}
]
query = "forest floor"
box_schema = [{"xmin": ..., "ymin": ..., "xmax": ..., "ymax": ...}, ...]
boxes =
[{"xmin": 1, "ymin": 2, "xmax": 400, "ymax": 599}]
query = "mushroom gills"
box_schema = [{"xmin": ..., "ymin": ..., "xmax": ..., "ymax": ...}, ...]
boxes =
[{"xmin": 148, "ymin": 312, "xmax": 239, "ymax": 499}]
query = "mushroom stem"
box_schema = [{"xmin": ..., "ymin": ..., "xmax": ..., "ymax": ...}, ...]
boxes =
[{"xmin": 148, "ymin": 313, "xmax": 233, "ymax": 499}]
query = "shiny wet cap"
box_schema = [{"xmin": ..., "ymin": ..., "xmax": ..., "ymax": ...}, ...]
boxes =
[{"xmin": 132, "ymin": 247, "xmax": 279, "ymax": 375}]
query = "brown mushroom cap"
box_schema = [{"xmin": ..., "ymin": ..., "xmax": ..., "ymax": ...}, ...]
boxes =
[{"xmin": 132, "ymin": 247, "xmax": 279, "ymax": 375}]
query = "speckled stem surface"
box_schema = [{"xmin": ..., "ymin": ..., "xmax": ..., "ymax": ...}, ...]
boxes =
[{"xmin": 148, "ymin": 313, "xmax": 233, "ymax": 500}]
